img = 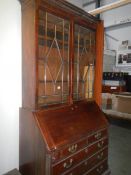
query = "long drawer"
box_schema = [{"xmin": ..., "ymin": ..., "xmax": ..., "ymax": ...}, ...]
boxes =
[{"xmin": 51, "ymin": 138, "xmax": 88, "ymax": 163}]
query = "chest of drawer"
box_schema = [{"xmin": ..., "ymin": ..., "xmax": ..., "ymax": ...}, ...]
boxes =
[{"xmin": 88, "ymin": 129, "xmax": 108, "ymax": 145}]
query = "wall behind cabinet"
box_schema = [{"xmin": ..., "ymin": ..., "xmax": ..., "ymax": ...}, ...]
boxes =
[
  {"xmin": 83, "ymin": 0, "xmax": 131, "ymax": 51},
  {"xmin": 67, "ymin": 0, "xmax": 83, "ymax": 8},
  {"xmin": 0, "ymin": 0, "xmax": 21, "ymax": 174},
  {"xmin": 101, "ymin": 0, "xmax": 131, "ymax": 51}
]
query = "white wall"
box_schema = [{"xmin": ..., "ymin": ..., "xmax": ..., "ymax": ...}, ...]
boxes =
[
  {"xmin": 83, "ymin": 0, "xmax": 131, "ymax": 51},
  {"xmin": 83, "ymin": 2, "xmax": 96, "ymax": 11},
  {"xmin": 101, "ymin": 0, "xmax": 131, "ymax": 27},
  {"xmin": 67, "ymin": 0, "xmax": 83, "ymax": 8},
  {"xmin": 0, "ymin": 0, "xmax": 21, "ymax": 174},
  {"xmin": 101, "ymin": 0, "xmax": 131, "ymax": 50}
]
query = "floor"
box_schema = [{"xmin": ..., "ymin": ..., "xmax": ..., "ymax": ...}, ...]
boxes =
[
  {"xmin": 109, "ymin": 120, "xmax": 131, "ymax": 175},
  {"xmin": 3, "ymin": 169, "xmax": 21, "ymax": 175}
]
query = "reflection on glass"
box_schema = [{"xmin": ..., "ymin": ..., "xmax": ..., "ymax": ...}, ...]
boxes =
[
  {"xmin": 38, "ymin": 11, "xmax": 70, "ymax": 106},
  {"xmin": 73, "ymin": 24, "xmax": 96, "ymax": 101}
]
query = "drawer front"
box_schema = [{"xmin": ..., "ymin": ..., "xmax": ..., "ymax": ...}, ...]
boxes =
[
  {"xmin": 52, "ymin": 147, "xmax": 89, "ymax": 175},
  {"xmin": 62, "ymin": 163, "xmax": 86, "ymax": 175},
  {"xmin": 88, "ymin": 129, "xmax": 108, "ymax": 145},
  {"xmin": 52, "ymin": 139, "xmax": 88, "ymax": 163},
  {"xmin": 88, "ymin": 138, "xmax": 108, "ymax": 157},
  {"xmin": 87, "ymin": 148, "xmax": 108, "ymax": 169},
  {"xmin": 86, "ymin": 160, "xmax": 108, "ymax": 175}
]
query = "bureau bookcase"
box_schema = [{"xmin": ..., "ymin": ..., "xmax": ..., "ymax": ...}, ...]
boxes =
[{"xmin": 19, "ymin": 0, "xmax": 110, "ymax": 175}]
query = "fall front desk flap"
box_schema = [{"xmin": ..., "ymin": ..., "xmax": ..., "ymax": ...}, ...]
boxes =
[{"xmin": 34, "ymin": 101, "xmax": 108, "ymax": 151}]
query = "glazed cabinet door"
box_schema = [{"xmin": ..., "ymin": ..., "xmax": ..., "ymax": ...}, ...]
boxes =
[
  {"xmin": 37, "ymin": 9, "xmax": 97, "ymax": 107},
  {"xmin": 38, "ymin": 9, "xmax": 70, "ymax": 107},
  {"xmin": 73, "ymin": 24, "xmax": 96, "ymax": 101}
]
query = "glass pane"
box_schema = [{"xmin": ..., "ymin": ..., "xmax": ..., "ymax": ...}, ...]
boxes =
[
  {"xmin": 73, "ymin": 24, "xmax": 96, "ymax": 101},
  {"xmin": 38, "ymin": 10, "xmax": 70, "ymax": 106}
]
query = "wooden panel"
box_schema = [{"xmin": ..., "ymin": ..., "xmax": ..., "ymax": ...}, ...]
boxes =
[
  {"xmin": 21, "ymin": 1, "xmax": 37, "ymax": 109},
  {"xmin": 19, "ymin": 108, "xmax": 47, "ymax": 175},
  {"xmin": 94, "ymin": 21, "xmax": 104, "ymax": 107}
]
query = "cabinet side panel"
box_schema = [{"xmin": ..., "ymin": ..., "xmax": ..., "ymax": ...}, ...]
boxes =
[
  {"xmin": 19, "ymin": 108, "xmax": 47, "ymax": 175},
  {"xmin": 94, "ymin": 21, "xmax": 104, "ymax": 107},
  {"xmin": 21, "ymin": 1, "xmax": 37, "ymax": 108}
]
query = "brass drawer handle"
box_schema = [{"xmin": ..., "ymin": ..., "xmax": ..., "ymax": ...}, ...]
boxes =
[
  {"xmin": 97, "ymin": 165, "xmax": 103, "ymax": 173},
  {"xmin": 97, "ymin": 152, "xmax": 104, "ymax": 160},
  {"xmin": 84, "ymin": 161, "xmax": 88, "ymax": 166},
  {"xmin": 97, "ymin": 140, "xmax": 104, "ymax": 148},
  {"xmin": 85, "ymin": 148, "xmax": 88, "ymax": 153},
  {"xmin": 68, "ymin": 144, "xmax": 78, "ymax": 153},
  {"xmin": 63, "ymin": 159, "xmax": 73, "ymax": 169},
  {"xmin": 95, "ymin": 132, "xmax": 102, "ymax": 139},
  {"xmin": 71, "ymin": 107, "xmax": 74, "ymax": 111}
]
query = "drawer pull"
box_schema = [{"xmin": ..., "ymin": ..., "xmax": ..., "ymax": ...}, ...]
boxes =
[
  {"xmin": 97, "ymin": 140, "xmax": 104, "ymax": 148},
  {"xmin": 71, "ymin": 107, "xmax": 74, "ymax": 111},
  {"xmin": 63, "ymin": 159, "xmax": 73, "ymax": 169},
  {"xmin": 85, "ymin": 148, "xmax": 88, "ymax": 153},
  {"xmin": 97, "ymin": 165, "xmax": 103, "ymax": 173},
  {"xmin": 95, "ymin": 132, "xmax": 102, "ymax": 139},
  {"xmin": 68, "ymin": 144, "xmax": 77, "ymax": 153},
  {"xmin": 84, "ymin": 161, "xmax": 88, "ymax": 166},
  {"xmin": 97, "ymin": 152, "xmax": 104, "ymax": 160}
]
